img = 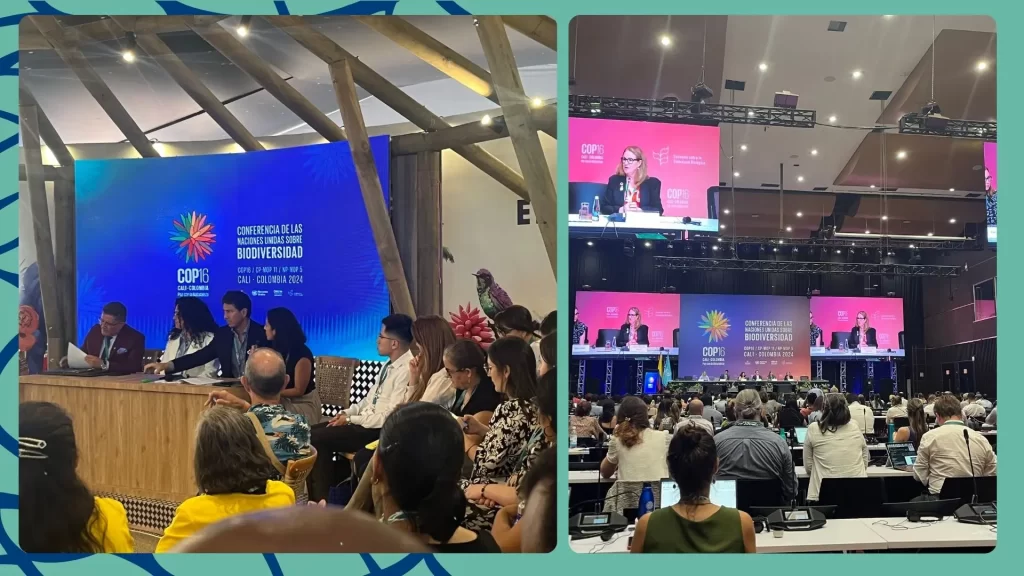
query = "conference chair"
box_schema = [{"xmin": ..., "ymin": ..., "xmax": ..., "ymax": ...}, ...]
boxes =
[
  {"xmin": 732, "ymin": 478, "xmax": 785, "ymax": 513},
  {"xmin": 246, "ymin": 412, "xmax": 320, "ymax": 504},
  {"xmin": 569, "ymin": 461, "xmax": 601, "ymax": 471},
  {"xmin": 830, "ymin": 332, "xmax": 852, "ymax": 350},
  {"xmin": 938, "ymin": 476, "xmax": 997, "ymax": 506},
  {"xmin": 815, "ymin": 477, "xmax": 886, "ymax": 519},
  {"xmin": 595, "ymin": 329, "xmax": 621, "ymax": 348},
  {"xmin": 672, "ymin": 328, "xmax": 679, "ymax": 347},
  {"xmin": 314, "ymin": 356, "xmax": 359, "ymax": 412},
  {"xmin": 130, "ymin": 529, "xmax": 161, "ymax": 554},
  {"xmin": 892, "ymin": 417, "xmax": 910, "ymax": 430},
  {"xmin": 569, "ymin": 182, "xmax": 608, "ymax": 215}
]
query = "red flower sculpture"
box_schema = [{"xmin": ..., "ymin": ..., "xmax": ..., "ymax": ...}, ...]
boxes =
[
  {"xmin": 448, "ymin": 303, "xmax": 495, "ymax": 349},
  {"xmin": 18, "ymin": 305, "xmax": 40, "ymax": 352}
]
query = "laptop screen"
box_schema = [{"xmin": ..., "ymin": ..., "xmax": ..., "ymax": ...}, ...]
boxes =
[
  {"xmin": 886, "ymin": 442, "xmax": 917, "ymax": 467},
  {"xmin": 794, "ymin": 427, "xmax": 807, "ymax": 444},
  {"xmin": 659, "ymin": 478, "xmax": 737, "ymax": 508}
]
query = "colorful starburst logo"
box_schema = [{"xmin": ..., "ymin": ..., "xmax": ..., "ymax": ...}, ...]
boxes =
[
  {"xmin": 170, "ymin": 211, "xmax": 216, "ymax": 262},
  {"xmin": 698, "ymin": 309, "xmax": 731, "ymax": 342}
]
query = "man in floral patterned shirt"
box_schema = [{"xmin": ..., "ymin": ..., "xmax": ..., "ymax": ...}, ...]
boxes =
[{"xmin": 207, "ymin": 348, "xmax": 311, "ymax": 465}]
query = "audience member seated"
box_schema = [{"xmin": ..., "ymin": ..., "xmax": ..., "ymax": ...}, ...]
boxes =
[
  {"xmin": 445, "ymin": 339, "xmax": 502, "ymax": 420},
  {"xmin": 19, "ymin": 402, "xmax": 134, "ymax": 553},
  {"xmin": 698, "ymin": 370, "xmax": 710, "ymax": 382},
  {"xmin": 406, "ymin": 316, "xmax": 458, "ymax": 408},
  {"xmin": 776, "ymin": 397, "xmax": 805, "ymax": 429},
  {"xmin": 924, "ymin": 394, "xmax": 937, "ymax": 418},
  {"xmin": 894, "ymin": 397, "xmax": 929, "ymax": 450},
  {"xmin": 701, "ymin": 395, "xmax": 723, "ymax": 428},
  {"xmin": 493, "ymin": 305, "xmax": 543, "ymax": 372},
  {"xmin": 537, "ymin": 331, "xmax": 556, "ymax": 376},
  {"xmin": 714, "ymin": 390, "xmax": 798, "ymax": 503},
  {"xmin": 913, "ymin": 394, "xmax": 997, "ymax": 499},
  {"xmin": 265, "ymin": 307, "xmax": 322, "ymax": 424},
  {"xmin": 806, "ymin": 394, "xmax": 824, "ymax": 425},
  {"xmin": 846, "ymin": 393, "xmax": 874, "ymax": 435},
  {"xmin": 985, "ymin": 406, "xmax": 997, "ymax": 427},
  {"xmin": 600, "ymin": 396, "xmax": 671, "ymax": 514},
  {"xmin": 159, "ymin": 297, "xmax": 220, "ymax": 378},
  {"xmin": 630, "ymin": 428, "xmax": 755, "ymax": 553},
  {"xmin": 674, "ymin": 399, "xmax": 714, "ymax": 436},
  {"xmin": 714, "ymin": 394, "xmax": 728, "ymax": 413},
  {"xmin": 800, "ymin": 392, "xmax": 817, "ymax": 419},
  {"xmin": 513, "ymin": 446, "xmax": 557, "ymax": 553},
  {"xmin": 885, "ymin": 395, "xmax": 908, "ymax": 424},
  {"xmin": 598, "ymin": 399, "xmax": 617, "ymax": 435},
  {"xmin": 63, "ymin": 301, "xmax": 145, "ymax": 375},
  {"xmin": 804, "ymin": 395, "xmax": 869, "ymax": 501},
  {"xmin": 763, "ymin": 392, "xmax": 782, "ymax": 421},
  {"xmin": 373, "ymin": 402, "xmax": 500, "ymax": 552},
  {"xmin": 206, "ymin": 348, "xmax": 312, "ymax": 468},
  {"xmin": 571, "ymin": 401, "xmax": 605, "ymax": 440},
  {"xmin": 157, "ymin": 407, "xmax": 295, "ymax": 552},
  {"xmin": 962, "ymin": 393, "xmax": 986, "ymax": 420},
  {"xmin": 482, "ymin": 371, "xmax": 557, "ymax": 550},
  {"xmin": 977, "ymin": 394, "xmax": 993, "ymax": 411},
  {"xmin": 308, "ymin": 314, "xmax": 413, "ymax": 502}
]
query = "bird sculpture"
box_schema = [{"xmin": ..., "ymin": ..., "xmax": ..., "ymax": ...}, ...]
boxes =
[{"xmin": 473, "ymin": 269, "xmax": 514, "ymax": 320}]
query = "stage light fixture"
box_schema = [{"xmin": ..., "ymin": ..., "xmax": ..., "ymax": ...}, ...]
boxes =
[
  {"xmin": 691, "ymin": 82, "xmax": 715, "ymax": 104},
  {"xmin": 836, "ymin": 249, "xmax": 841, "ymax": 254},
  {"xmin": 865, "ymin": 229, "xmax": 870, "ymax": 234},
  {"xmin": 869, "ymin": 184, "xmax": 876, "ymax": 189},
  {"xmin": 712, "ymin": 245, "xmax": 719, "ymax": 251},
  {"xmin": 720, "ymin": 224, "xmax": 726, "ymax": 229},
  {"xmin": 785, "ymin": 226, "xmax": 793, "ymax": 232},
  {"xmin": 810, "ymin": 149, "xmax": 818, "ymax": 156},
  {"xmin": 122, "ymin": 31, "xmax": 137, "ymax": 62},
  {"xmin": 828, "ymin": 115, "xmax": 837, "ymax": 123},
  {"xmin": 644, "ymin": 241, "xmax": 653, "ymax": 247},
  {"xmin": 896, "ymin": 150, "xmax": 907, "ymax": 160},
  {"xmin": 881, "ymin": 215, "xmax": 888, "ymax": 221},
  {"xmin": 660, "ymin": 35, "xmax": 672, "ymax": 47},
  {"xmin": 949, "ymin": 218, "xmax": 957, "ymax": 224},
  {"xmin": 927, "ymin": 232, "xmax": 934, "ymax": 237},
  {"xmin": 773, "ymin": 247, "xmax": 778, "ymax": 252},
  {"xmin": 796, "ymin": 212, "xmax": 803, "ymax": 218},
  {"xmin": 852, "ymin": 70, "xmax": 863, "ymax": 79},
  {"xmin": 733, "ymin": 171, "xmax": 740, "ymax": 177},
  {"xmin": 976, "ymin": 60, "xmax": 988, "ymax": 72},
  {"xmin": 797, "ymin": 176, "xmax": 805, "ymax": 182},
  {"xmin": 723, "ymin": 208, "xmax": 730, "ymax": 214},
  {"xmin": 586, "ymin": 241, "xmax": 594, "ymax": 246},
  {"xmin": 759, "ymin": 62, "xmax": 768, "ymax": 72},
  {"xmin": 774, "ymin": 91, "xmax": 799, "ymax": 109},
  {"xmin": 237, "ymin": 15, "xmax": 252, "ymax": 36},
  {"xmin": 747, "ymin": 110, "xmax": 755, "ymax": 117},
  {"xmin": 949, "ymin": 188, "xmax": 955, "ymax": 192},
  {"xmin": 740, "ymin": 144, "xmax": 748, "ymax": 151},
  {"xmin": 480, "ymin": 114, "xmax": 492, "ymax": 126}
]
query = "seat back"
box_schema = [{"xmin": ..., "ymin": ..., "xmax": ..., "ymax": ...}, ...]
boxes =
[
  {"xmin": 816, "ymin": 477, "xmax": 886, "ymax": 518},
  {"xmin": 732, "ymin": 478, "xmax": 785, "ymax": 513},
  {"xmin": 315, "ymin": 356, "xmax": 359, "ymax": 409},
  {"xmin": 595, "ymin": 329, "xmax": 620, "ymax": 348},
  {"xmin": 284, "ymin": 447, "xmax": 318, "ymax": 505},
  {"xmin": 938, "ymin": 476, "xmax": 997, "ymax": 505}
]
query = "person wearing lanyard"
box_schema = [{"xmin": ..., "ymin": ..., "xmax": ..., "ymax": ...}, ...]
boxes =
[
  {"xmin": 307, "ymin": 314, "xmax": 414, "ymax": 503},
  {"xmin": 912, "ymin": 394, "xmax": 997, "ymax": 499}
]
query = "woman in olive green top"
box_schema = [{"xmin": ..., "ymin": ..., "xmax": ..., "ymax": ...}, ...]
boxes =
[{"xmin": 630, "ymin": 427, "xmax": 756, "ymax": 553}]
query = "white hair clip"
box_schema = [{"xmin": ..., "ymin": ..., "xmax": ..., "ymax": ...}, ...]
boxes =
[{"xmin": 19, "ymin": 437, "xmax": 48, "ymax": 460}]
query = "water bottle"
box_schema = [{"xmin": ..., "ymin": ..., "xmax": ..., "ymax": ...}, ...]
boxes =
[
  {"xmin": 638, "ymin": 483, "xmax": 656, "ymax": 518},
  {"xmin": 592, "ymin": 196, "xmax": 601, "ymax": 220},
  {"xmin": 887, "ymin": 422, "xmax": 895, "ymax": 443},
  {"xmin": 569, "ymin": 430, "xmax": 578, "ymax": 449},
  {"xmin": 779, "ymin": 427, "xmax": 787, "ymax": 441}
]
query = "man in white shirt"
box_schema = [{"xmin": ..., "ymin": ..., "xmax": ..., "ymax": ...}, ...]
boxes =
[
  {"xmin": 962, "ymin": 394, "xmax": 986, "ymax": 420},
  {"xmin": 847, "ymin": 393, "xmax": 874, "ymax": 435},
  {"xmin": 885, "ymin": 395, "xmax": 908, "ymax": 424},
  {"xmin": 978, "ymin": 394, "xmax": 993, "ymax": 411},
  {"xmin": 309, "ymin": 314, "xmax": 414, "ymax": 502},
  {"xmin": 675, "ymin": 399, "xmax": 715, "ymax": 436},
  {"xmin": 923, "ymin": 394, "xmax": 936, "ymax": 418},
  {"xmin": 914, "ymin": 394, "xmax": 996, "ymax": 496}
]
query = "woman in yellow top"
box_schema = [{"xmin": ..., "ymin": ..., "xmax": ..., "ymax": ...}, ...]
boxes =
[
  {"xmin": 157, "ymin": 406, "xmax": 295, "ymax": 552},
  {"xmin": 19, "ymin": 402, "xmax": 134, "ymax": 553}
]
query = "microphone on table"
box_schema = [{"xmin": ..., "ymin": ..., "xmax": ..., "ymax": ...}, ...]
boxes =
[
  {"xmin": 963, "ymin": 428, "xmax": 979, "ymax": 505},
  {"xmin": 954, "ymin": 427, "xmax": 996, "ymax": 525}
]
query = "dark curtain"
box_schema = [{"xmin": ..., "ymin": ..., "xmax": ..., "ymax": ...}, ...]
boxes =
[{"xmin": 920, "ymin": 338, "xmax": 996, "ymax": 397}]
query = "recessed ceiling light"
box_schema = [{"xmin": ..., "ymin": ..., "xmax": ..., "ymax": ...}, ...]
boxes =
[
  {"xmin": 734, "ymin": 171, "xmax": 740, "ymax": 177},
  {"xmin": 796, "ymin": 211, "xmax": 803, "ymax": 217},
  {"xmin": 774, "ymin": 247, "xmax": 778, "ymax": 252},
  {"xmin": 976, "ymin": 60, "xmax": 988, "ymax": 72},
  {"xmin": 724, "ymin": 208, "xmax": 731, "ymax": 214},
  {"xmin": 883, "ymin": 15, "xmax": 895, "ymax": 20},
  {"xmin": 949, "ymin": 218, "xmax": 957, "ymax": 224},
  {"xmin": 896, "ymin": 150, "xmax": 907, "ymax": 160},
  {"xmin": 882, "ymin": 215, "xmax": 889, "ymax": 221},
  {"xmin": 785, "ymin": 226, "xmax": 792, "ymax": 232},
  {"xmin": 712, "ymin": 245, "xmax": 719, "ymax": 251},
  {"xmin": 828, "ymin": 115, "xmax": 837, "ymax": 124},
  {"xmin": 740, "ymin": 144, "xmax": 748, "ymax": 151},
  {"xmin": 949, "ymin": 188, "xmax": 955, "ymax": 192},
  {"xmin": 717, "ymin": 238, "xmax": 723, "ymax": 242},
  {"xmin": 797, "ymin": 176, "xmax": 805, "ymax": 182},
  {"xmin": 865, "ymin": 229, "xmax": 871, "ymax": 234},
  {"xmin": 720, "ymin": 224, "xmax": 726, "ymax": 229},
  {"xmin": 810, "ymin": 149, "xmax": 818, "ymax": 156},
  {"xmin": 660, "ymin": 35, "xmax": 672, "ymax": 47},
  {"xmin": 644, "ymin": 241, "xmax": 653, "ymax": 247},
  {"xmin": 759, "ymin": 62, "xmax": 768, "ymax": 72},
  {"xmin": 869, "ymin": 184, "xmax": 876, "ymax": 189},
  {"xmin": 927, "ymin": 232, "xmax": 934, "ymax": 236},
  {"xmin": 586, "ymin": 241, "xmax": 594, "ymax": 246},
  {"xmin": 852, "ymin": 70, "xmax": 863, "ymax": 79},
  {"xmin": 836, "ymin": 249, "xmax": 841, "ymax": 254},
  {"xmin": 909, "ymin": 244, "xmax": 915, "ymax": 249}
]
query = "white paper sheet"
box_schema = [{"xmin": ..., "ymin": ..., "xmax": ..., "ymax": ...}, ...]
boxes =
[
  {"xmin": 181, "ymin": 377, "xmax": 223, "ymax": 386},
  {"xmin": 67, "ymin": 343, "xmax": 90, "ymax": 369}
]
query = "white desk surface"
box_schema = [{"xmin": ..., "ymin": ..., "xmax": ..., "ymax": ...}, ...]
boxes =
[
  {"xmin": 571, "ymin": 444, "xmax": 888, "ymax": 455},
  {"xmin": 570, "ymin": 517, "xmax": 995, "ymax": 553},
  {"xmin": 568, "ymin": 466, "xmax": 910, "ymax": 485}
]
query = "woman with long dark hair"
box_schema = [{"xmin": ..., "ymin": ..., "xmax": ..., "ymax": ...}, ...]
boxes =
[
  {"xmin": 157, "ymin": 407, "xmax": 294, "ymax": 551},
  {"xmin": 894, "ymin": 397, "xmax": 929, "ymax": 450},
  {"xmin": 598, "ymin": 398, "xmax": 617, "ymax": 435},
  {"xmin": 776, "ymin": 397, "xmax": 805, "ymax": 429},
  {"xmin": 19, "ymin": 402, "xmax": 134, "ymax": 553},
  {"xmin": 159, "ymin": 296, "xmax": 220, "ymax": 378},
  {"xmin": 600, "ymin": 396, "xmax": 670, "ymax": 513},
  {"xmin": 406, "ymin": 316, "xmax": 458, "ymax": 407},
  {"xmin": 631, "ymin": 428, "xmax": 755, "ymax": 553},
  {"xmin": 493, "ymin": 306, "xmax": 542, "ymax": 371},
  {"xmin": 803, "ymin": 394, "xmax": 869, "ymax": 501},
  {"xmin": 372, "ymin": 402, "xmax": 500, "ymax": 552},
  {"xmin": 264, "ymin": 307, "xmax": 321, "ymax": 424},
  {"xmin": 537, "ymin": 331, "xmax": 556, "ymax": 376}
]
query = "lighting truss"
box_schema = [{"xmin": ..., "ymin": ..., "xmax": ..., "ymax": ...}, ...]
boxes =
[
  {"xmin": 569, "ymin": 95, "xmax": 816, "ymax": 128},
  {"xmin": 898, "ymin": 114, "xmax": 996, "ymax": 140},
  {"xmin": 688, "ymin": 235, "xmax": 974, "ymax": 250},
  {"xmin": 654, "ymin": 256, "xmax": 961, "ymax": 277}
]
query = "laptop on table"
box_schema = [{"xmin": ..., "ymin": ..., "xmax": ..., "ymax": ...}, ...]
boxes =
[
  {"xmin": 659, "ymin": 478, "xmax": 737, "ymax": 508},
  {"xmin": 885, "ymin": 442, "xmax": 917, "ymax": 472}
]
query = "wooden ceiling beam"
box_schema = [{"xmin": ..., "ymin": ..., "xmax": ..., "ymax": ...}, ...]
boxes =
[
  {"xmin": 19, "ymin": 85, "xmax": 75, "ymax": 167},
  {"xmin": 330, "ymin": 58, "xmax": 416, "ymax": 317},
  {"xmin": 501, "ymin": 16, "xmax": 557, "ymax": 51},
  {"xmin": 28, "ymin": 16, "xmax": 159, "ymax": 158},
  {"xmin": 476, "ymin": 16, "xmax": 557, "ymax": 274},
  {"xmin": 20, "ymin": 16, "xmax": 227, "ymax": 51},
  {"xmin": 352, "ymin": 16, "xmax": 499, "ymax": 104},
  {"xmin": 391, "ymin": 105, "xmax": 555, "ymax": 155},
  {"xmin": 266, "ymin": 16, "xmax": 529, "ymax": 202},
  {"xmin": 186, "ymin": 20, "xmax": 347, "ymax": 143},
  {"xmin": 110, "ymin": 17, "xmax": 265, "ymax": 152}
]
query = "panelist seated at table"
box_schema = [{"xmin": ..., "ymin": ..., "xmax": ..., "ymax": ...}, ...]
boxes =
[
  {"xmin": 766, "ymin": 371, "xmax": 777, "ymax": 381},
  {"xmin": 600, "ymin": 146, "xmax": 664, "ymax": 215},
  {"xmin": 146, "ymin": 291, "xmax": 267, "ymax": 379},
  {"xmin": 159, "ymin": 297, "xmax": 220, "ymax": 379},
  {"xmin": 846, "ymin": 311, "xmax": 878, "ymax": 349},
  {"xmin": 783, "ymin": 372, "xmax": 794, "ymax": 381},
  {"xmin": 697, "ymin": 371, "xmax": 710, "ymax": 382},
  {"xmin": 719, "ymin": 370, "xmax": 731, "ymax": 381},
  {"xmin": 616, "ymin": 307, "xmax": 650, "ymax": 346},
  {"xmin": 751, "ymin": 371, "xmax": 763, "ymax": 381},
  {"xmin": 737, "ymin": 372, "xmax": 748, "ymax": 381},
  {"xmin": 61, "ymin": 301, "xmax": 145, "ymax": 375}
]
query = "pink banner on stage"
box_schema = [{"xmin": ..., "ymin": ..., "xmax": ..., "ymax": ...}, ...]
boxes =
[
  {"xmin": 574, "ymin": 292, "xmax": 680, "ymax": 348},
  {"xmin": 809, "ymin": 297, "xmax": 904, "ymax": 351},
  {"xmin": 568, "ymin": 117, "xmax": 720, "ymax": 218}
]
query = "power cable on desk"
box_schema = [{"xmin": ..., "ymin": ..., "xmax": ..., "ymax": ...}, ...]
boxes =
[
  {"xmin": 587, "ymin": 529, "xmax": 631, "ymax": 553},
  {"xmin": 871, "ymin": 518, "xmax": 938, "ymax": 531}
]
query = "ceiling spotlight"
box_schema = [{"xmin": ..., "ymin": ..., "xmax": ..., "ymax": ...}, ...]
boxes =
[
  {"xmin": 949, "ymin": 218, "xmax": 957, "ymax": 224},
  {"xmin": 644, "ymin": 241, "xmax": 653, "ymax": 247},
  {"xmin": 896, "ymin": 150, "xmax": 907, "ymax": 160},
  {"xmin": 773, "ymin": 247, "xmax": 778, "ymax": 252},
  {"xmin": 740, "ymin": 144, "xmax": 748, "ymax": 151},
  {"xmin": 717, "ymin": 237, "xmax": 723, "ymax": 243},
  {"xmin": 976, "ymin": 60, "xmax": 988, "ymax": 72},
  {"xmin": 810, "ymin": 149, "xmax": 818, "ymax": 156},
  {"xmin": 712, "ymin": 245, "xmax": 719, "ymax": 251},
  {"xmin": 797, "ymin": 175, "xmax": 805, "ymax": 182},
  {"xmin": 909, "ymin": 244, "xmax": 915, "ymax": 249},
  {"xmin": 237, "ymin": 15, "xmax": 252, "ymax": 37},
  {"xmin": 747, "ymin": 110, "xmax": 755, "ymax": 117},
  {"xmin": 881, "ymin": 215, "xmax": 888, "ymax": 221},
  {"xmin": 586, "ymin": 241, "xmax": 594, "ymax": 246},
  {"xmin": 122, "ymin": 31, "xmax": 137, "ymax": 62},
  {"xmin": 869, "ymin": 184, "xmax": 876, "ymax": 189},
  {"xmin": 949, "ymin": 188, "xmax": 955, "ymax": 192},
  {"xmin": 785, "ymin": 226, "xmax": 792, "ymax": 232},
  {"xmin": 883, "ymin": 15, "xmax": 895, "ymax": 19},
  {"xmin": 480, "ymin": 114, "xmax": 492, "ymax": 126},
  {"xmin": 720, "ymin": 224, "xmax": 726, "ymax": 229},
  {"xmin": 733, "ymin": 171, "xmax": 740, "ymax": 178},
  {"xmin": 865, "ymin": 229, "xmax": 871, "ymax": 234},
  {"xmin": 531, "ymin": 97, "xmax": 543, "ymax": 108},
  {"xmin": 723, "ymin": 208, "xmax": 731, "ymax": 215},
  {"xmin": 796, "ymin": 212, "xmax": 803, "ymax": 217},
  {"xmin": 836, "ymin": 249, "xmax": 842, "ymax": 254},
  {"xmin": 758, "ymin": 62, "xmax": 768, "ymax": 72},
  {"xmin": 852, "ymin": 70, "xmax": 863, "ymax": 79},
  {"xmin": 927, "ymin": 232, "xmax": 934, "ymax": 237},
  {"xmin": 660, "ymin": 35, "xmax": 672, "ymax": 47},
  {"xmin": 828, "ymin": 115, "xmax": 837, "ymax": 124}
]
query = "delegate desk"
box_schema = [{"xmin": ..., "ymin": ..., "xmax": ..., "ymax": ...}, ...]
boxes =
[
  {"xmin": 569, "ymin": 466, "xmax": 911, "ymax": 484},
  {"xmin": 19, "ymin": 373, "xmax": 247, "ymax": 528}
]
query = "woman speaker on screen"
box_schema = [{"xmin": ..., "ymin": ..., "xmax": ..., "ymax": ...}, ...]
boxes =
[
  {"xmin": 617, "ymin": 307, "xmax": 650, "ymax": 347},
  {"xmin": 601, "ymin": 146, "xmax": 663, "ymax": 215},
  {"xmin": 847, "ymin": 310, "xmax": 878, "ymax": 349}
]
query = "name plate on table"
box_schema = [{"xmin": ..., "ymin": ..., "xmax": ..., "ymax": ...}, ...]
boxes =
[
  {"xmin": 810, "ymin": 347, "xmax": 827, "ymax": 355},
  {"xmin": 572, "ymin": 345, "xmax": 592, "ymax": 354},
  {"xmin": 860, "ymin": 346, "xmax": 878, "ymax": 354},
  {"xmin": 627, "ymin": 345, "xmax": 649, "ymax": 353}
]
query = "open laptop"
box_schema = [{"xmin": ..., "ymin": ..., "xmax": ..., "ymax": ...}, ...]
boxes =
[
  {"xmin": 659, "ymin": 478, "xmax": 737, "ymax": 508},
  {"xmin": 885, "ymin": 442, "xmax": 917, "ymax": 472},
  {"xmin": 793, "ymin": 427, "xmax": 808, "ymax": 444}
]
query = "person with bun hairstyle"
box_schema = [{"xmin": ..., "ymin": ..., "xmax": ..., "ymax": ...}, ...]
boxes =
[
  {"xmin": 631, "ymin": 427, "xmax": 755, "ymax": 553},
  {"xmin": 493, "ymin": 305, "xmax": 542, "ymax": 372},
  {"xmin": 19, "ymin": 402, "xmax": 134, "ymax": 553},
  {"xmin": 444, "ymin": 339, "xmax": 502, "ymax": 421},
  {"xmin": 372, "ymin": 402, "xmax": 500, "ymax": 552},
  {"xmin": 599, "ymin": 396, "xmax": 670, "ymax": 514}
]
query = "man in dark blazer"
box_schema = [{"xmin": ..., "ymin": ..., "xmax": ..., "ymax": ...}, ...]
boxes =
[
  {"xmin": 145, "ymin": 290, "xmax": 266, "ymax": 378},
  {"xmin": 63, "ymin": 301, "xmax": 145, "ymax": 375}
]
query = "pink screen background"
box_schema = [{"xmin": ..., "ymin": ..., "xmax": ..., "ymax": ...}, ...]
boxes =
[
  {"xmin": 984, "ymin": 141, "xmax": 997, "ymax": 190},
  {"xmin": 575, "ymin": 292, "xmax": 681, "ymax": 348},
  {"xmin": 568, "ymin": 117, "xmax": 720, "ymax": 218},
  {"xmin": 809, "ymin": 297, "xmax": 904, "ymax": 349}
]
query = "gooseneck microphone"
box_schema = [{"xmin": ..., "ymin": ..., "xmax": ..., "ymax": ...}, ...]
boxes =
[{"xmin": 963, "ymin": 428, "xmax": 979, "ymax": 505}]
